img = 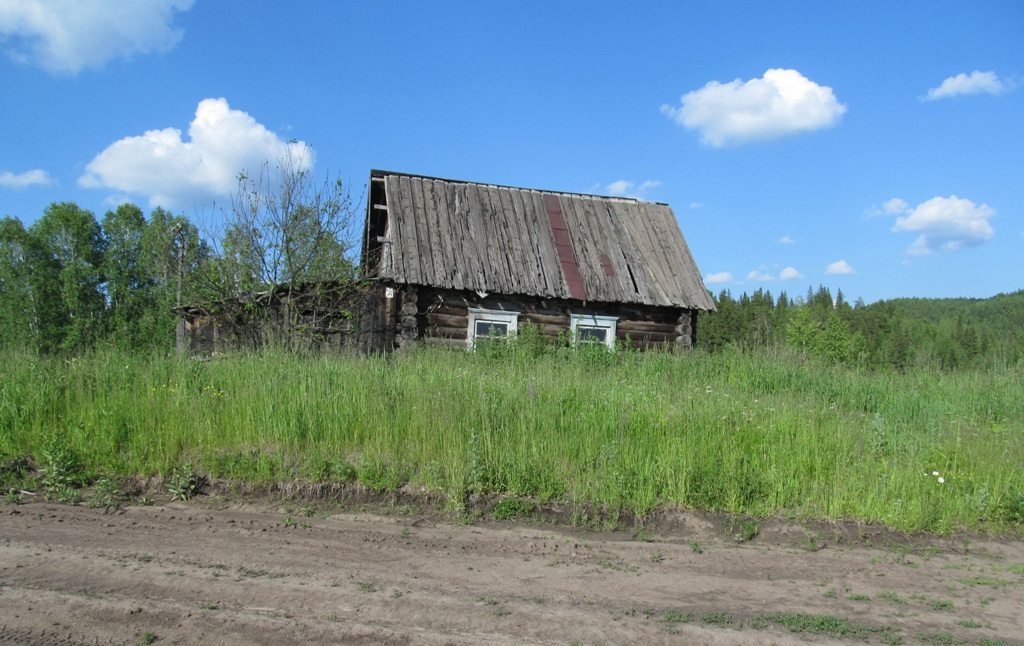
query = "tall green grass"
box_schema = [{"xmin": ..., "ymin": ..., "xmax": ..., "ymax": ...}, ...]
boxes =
[{"xmin": 1, "ymin": 343, "xmax": 1021, "ymax": 533}]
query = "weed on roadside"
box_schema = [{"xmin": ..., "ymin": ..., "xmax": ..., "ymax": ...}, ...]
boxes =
[
  {"xmin": 40, "ymin": 434, "xmax": 84, "ymax": 503},
  {"xmin": 701, "ymin": 611, "xmax": 734, "ymax": 627},
  {"xmin": 166, "ymin": 463, "xmax": 202, "ymax": 501},
  {"xmin": 954, "ymin": 619, "xmax": 985, "ymax": 629},
  {"xmin": 918, "ymin": 632, "xmax": 966, "ymax": 645},
  {"xmin": 757, "ymin": 611, "xmax": 894, "ymax": 642},
  {"xmin": 729, "ymin": 518, "xmax": 759, "ymax": 543},
  {"xmin": 662, "ymin": 609, "xmax": 692, "ymax": 626},
  {"xmin": 86, "ymin": 473, "xmax": 121, "ymax": 511},
  {"xmin": 879, "ymin": 590, "xmax": 906, "ymax": 604}
]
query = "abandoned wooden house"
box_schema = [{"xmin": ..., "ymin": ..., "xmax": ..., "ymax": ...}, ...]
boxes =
[{"xmin": 361, "ymin": 170, "xmax": 716, "ymax": 351}]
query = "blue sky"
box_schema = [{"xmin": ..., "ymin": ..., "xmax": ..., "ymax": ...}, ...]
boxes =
[{"xmin": 2, "ymin": 1, "xmax": 1021, "ymax": 303}]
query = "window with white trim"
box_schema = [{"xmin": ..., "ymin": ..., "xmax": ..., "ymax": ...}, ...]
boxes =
[
  {"xmin": 467, "ymin": 308, "xmax": 518, "ymax": 349},
  {"xmin": 570, "ymin": 314, "xmax": 618, "ymax": 350}
]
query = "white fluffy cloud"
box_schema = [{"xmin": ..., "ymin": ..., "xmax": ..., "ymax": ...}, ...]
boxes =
[
  {"xmin": 704, "ymin": 271, "xmax": 733, "ymax": 285},
  {"xmin": 604, "ymin": 179, "xmax": 662, "ymax": 199},
  {"xmin": 925, "ymin": 71, "xmax": 1011, "ymax": 101},
  {"xmin": 778, "ymin": 235, "xmax": 796, "ymax": 244},
  {"xmin": 661, "ymin": 69, "xmax": 846, "ymax": 147},
  {"xmin": 747, "ymin": 270, "xmax": 774, "ymax": 282},
  {"xmin": 780, "ymin": 266, "xmax": 804, "ymax": 281},
  {"xmin": 0, "ymin": 0, "xmax": 193, "ymax": 74},
  {"xmin": 825, "ymin": 260, "xmax": 855, "ymax": 275},
  {"xmin": 79, "ymin": 98, "xmax": 313, "ymax": 208},
  {"xmin": 888, "ymin": 195, "xmax": 995, "ymax": 255},
  {"xmin": 0, "ymin": 168, "xmax": 52, "ymax": 187},
  {"xmin": 864, "ymin": 198, "xmax": 911, "ymax": 218}
]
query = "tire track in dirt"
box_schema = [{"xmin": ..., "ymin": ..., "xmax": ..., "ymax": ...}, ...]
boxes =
[{"xmin": 2, "ymin": 501, "xmax": 1022, "ymax": 645}]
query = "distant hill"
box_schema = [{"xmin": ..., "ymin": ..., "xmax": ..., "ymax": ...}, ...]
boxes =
[{"xmin": 881, "ymin": 290, "xmax": 1024, "ymax": 334}]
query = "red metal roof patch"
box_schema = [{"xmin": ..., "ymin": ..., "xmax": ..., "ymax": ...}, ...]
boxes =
[{"xmin": 542, "ymin": 194, "xmax": 586, "ymax": 301}]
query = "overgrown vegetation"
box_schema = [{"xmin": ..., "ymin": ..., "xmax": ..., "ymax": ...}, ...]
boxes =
[
  {"xmin": 699, "ymin": 286, "xmax": 1024, "ymax": 371},
  {"xmin": 1, "ymin": 341, "xmax": 1020, "ymax": 534},
  {"xmin": 0, "ymin": 155, "xmax": 360, "ymax": 356}
]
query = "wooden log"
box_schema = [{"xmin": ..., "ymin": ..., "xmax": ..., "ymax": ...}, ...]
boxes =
[
  {"xmin": 624, "ymin": 338, "xmax": 671, "ymax": 350},
  {"xmin": 401, "ymin": 315, "xmax": 418, "ymax": 329},
  {"xmin": 426, "ymin": 304, "xmax": 469, "ymax": 317},
  {"xmin": 427, "ymin": 313, "xmax": 470, "ymax": 328},
  {"xmin": 402, "ymin": 291, "xmax": 418, "ymax": 304},
  {"xmin": 617, "ymin": 320, "xmax": 678, "ymax": 334},
  {"xmin": 425, "ymin": 305, "xmax": 468, "ymax": 319},
  {"xmin": 522, "ymin": 313, "xmax": 570, "ymax": 326},
  {"xmin": 535, "ymin": 323, "xmax": 567, "ymax": 337},
  {"xmin": 618, "ymin": 330, "xmax": 677, "ymax": 343},
  {"xmin": 429, "ymin": 325, "xmax": 469, "ymax": 340},
  {"xmin": 400, "ymin": 301, "xmax": 417, "ymax": 316}
]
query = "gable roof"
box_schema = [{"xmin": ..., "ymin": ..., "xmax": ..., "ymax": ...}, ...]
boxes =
[{"xmin": 363, "ymin": 170, "xmax": 715, "ymax": 311}]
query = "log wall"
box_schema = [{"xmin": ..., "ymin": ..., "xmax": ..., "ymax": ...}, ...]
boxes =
[{"xmin": 409, "ymin": 287, "xmax": 696, "ymax": 350}]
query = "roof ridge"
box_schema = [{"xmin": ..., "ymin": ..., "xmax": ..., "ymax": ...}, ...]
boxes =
[{"xmin": 369, "ymin": 169, "xmax": 665, "ymax": 205}]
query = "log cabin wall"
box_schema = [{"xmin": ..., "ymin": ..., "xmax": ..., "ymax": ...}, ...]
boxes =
[{"xmin": 407, "ymin": 286, "xmax": 696, "ymax": 350}]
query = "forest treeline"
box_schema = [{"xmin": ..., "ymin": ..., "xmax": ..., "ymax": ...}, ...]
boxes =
[
  {"xmin": 2, "ymin": 195, "xmax": 1021, "ymax": 368},
  {"xmin": 697, "ymin": 286, "xmax": 1024, "ymax": 370}
]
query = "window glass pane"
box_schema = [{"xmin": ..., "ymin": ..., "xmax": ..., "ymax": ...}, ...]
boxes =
[
  {"xmin": 475, "ymin": 321, "xmax": 509, "ymax": 337},
  {"xmin": 578, "ymin": 326, "xmax": 607, "ymax": 343}
]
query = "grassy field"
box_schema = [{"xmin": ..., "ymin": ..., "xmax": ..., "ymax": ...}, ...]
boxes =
[{"xmin": 1, "ymin": 342, "xmax": 1022, "ymax": 534}]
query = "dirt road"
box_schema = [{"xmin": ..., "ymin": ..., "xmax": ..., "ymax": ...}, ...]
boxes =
[{"xmin": 1, "ymin": 498, "xmax": 1021, "ymax": 645}]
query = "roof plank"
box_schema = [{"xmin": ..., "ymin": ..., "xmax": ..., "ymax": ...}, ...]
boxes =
[
  {"xmin": 383, "ymin": 177, "xmax": 408, "ymax": 281},
  {"xmin": 430, "ymin": 179, "xmax": 464, "ymax": 291},
  {"xmin": 527, "ymin": 191, "xmax": 568, "ymax": 298}
]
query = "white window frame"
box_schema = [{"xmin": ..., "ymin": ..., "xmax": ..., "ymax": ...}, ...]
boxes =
[
  {"xmin": 570, "ymin": 314, "xmax": 618, "ymax": 350},
  {"xmin": 467, "ymin": 308, "xmax": 519, "ymax": 349}
]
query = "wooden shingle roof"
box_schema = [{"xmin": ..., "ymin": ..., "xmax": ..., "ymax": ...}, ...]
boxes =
[{"xmin": 364, "ymin": 170, "xmax": 715, "ymax": 311}]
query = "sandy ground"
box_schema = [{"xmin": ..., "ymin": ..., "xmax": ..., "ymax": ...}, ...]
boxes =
[{"xmin": 1, "ymin": 497, "xmax": 1022, "ymax": 646}]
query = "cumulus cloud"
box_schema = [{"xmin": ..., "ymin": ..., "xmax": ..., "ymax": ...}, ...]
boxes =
[
  {"xmin": 747, "ymin": 270, "xmax": 774, "ymax": 282},
  {"xmin": 0, "ymin": 0, "xmax": 193, "ymax": 74},
  {"xmin": 778, "ymin": 235, "xmax": 796, "ymax": 244},
  {"xmin": 604, "ymin": 179, "xmax": 662, "ymax": 199},
  {"xmin": 825, "ymin": 260, "xmax": 855, "ymax": 275},
  {"xmin": 890, "ymin": 195, "xmax": 995, "ymax": 255},
  {"xmin": 780, "ymin": 266, "xmax": 804, "ymax": 281},
  {"xmin": 79, "ymin": 98, "xmax": 313, "ymax": 208},
  {"xmin": 864, "ymin": 198, "xmax": 913, "ymax": 219},
  {"xmin": 661, "ymin": 68, "xmax": 846, "ymax": 147},
  {"xmin": 704, "ymin": 271, "xmax": 733, "ymax": 285},
  {"xmin": 925, "ymin": 71, "xmax": 1012, "ymax": 101},
  {"xmin": 0, "ymin": 168, "xmax": 52, "ymax": 188}
]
